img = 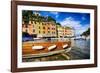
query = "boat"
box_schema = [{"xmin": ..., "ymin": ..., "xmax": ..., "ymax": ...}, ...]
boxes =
[{"xmin": 22, "ymin": 41, "xmax": 71, "ymax": 59}]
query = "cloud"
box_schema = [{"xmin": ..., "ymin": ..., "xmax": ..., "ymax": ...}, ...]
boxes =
[
  {"xmin": 50, "ymin": 12, "xmax": 59, "ymax": 18},
  {"xmin": 60, "ymin": 17, "xmax": 81, "ymax": 28},
  {"xmin": 76, "ymin": 24, "xmax": 89, "ymax": 35},
  {"xmin": 50, "ymin": 12, "xmax": 58, "ymax": 15},
  {"xmin": 60, "ymin": 17, "xmax": 89, "ymax": 35}
]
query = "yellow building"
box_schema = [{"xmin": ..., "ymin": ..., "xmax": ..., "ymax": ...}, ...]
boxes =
[
  {"xmin": 22, "ymin": 20, "xmax": 57, "ymax": 38},
  {"xmin": 37, "ymin": 22, "xmax": 57, "ymax": 38},
  {"xmin": 57, "ymin": 25, "xmax": 74, "ymax": 38},
  {"xmin": 57, "ymin": 25, "xmax": 64, "ymax": 38}
]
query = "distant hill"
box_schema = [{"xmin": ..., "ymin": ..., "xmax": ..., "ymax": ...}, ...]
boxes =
[{"xmin": 81, "ymin": 28, "xmax": 90, "ymax": 37}]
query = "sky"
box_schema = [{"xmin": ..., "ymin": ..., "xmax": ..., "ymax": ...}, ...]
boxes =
[{"xmin": 33, "ymin": 11, "xmax": 90, "ymax": 35}]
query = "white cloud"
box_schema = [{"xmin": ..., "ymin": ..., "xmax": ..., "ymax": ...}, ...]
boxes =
[
  {"xmin": 50, "ymin": 12, "xmax": 59, "ymax": 18},
  {"xmin": 76, "ymin": 24, "xmax": 89, "ymax": 35},
  {"xmin": 60, "ymin": 17, "xmax": 90, "ymax": 35},
  {"xmin": 50, "ymin": 12, "xmax": 58, "ymax": 15}
]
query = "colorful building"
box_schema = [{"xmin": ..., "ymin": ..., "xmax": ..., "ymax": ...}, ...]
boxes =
[
  {"xmin": 63, "ymin": 27, "xmax": 74, "ymax": 37},
  {"xmin": 57, "ymin": 25, "xmax": 64, "ymax": 38},
  {"xmin": 22, "ymin": 12, "xmax": 74, "ymax": 38},
  {"xmin": 22, "ymin": 20, "xmax": 57, "ymax": 38}
]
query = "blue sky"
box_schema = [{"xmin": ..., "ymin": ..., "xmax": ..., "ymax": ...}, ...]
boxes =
[{"xmin": 33, "ymin": 11, "xmax": 90, "ymax": 35}]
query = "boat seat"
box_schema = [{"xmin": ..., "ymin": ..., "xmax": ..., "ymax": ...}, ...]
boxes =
[
  {"xmin": 62, "ymin": 44, "xmax": 68, "ymax": 49},
  {"xmin": 32, "ymin": 46, "xmax": 44, "ymax": 50},
  {"xmin": 48, "ymin": 45, "xmax": 57, "ymax": 51}
]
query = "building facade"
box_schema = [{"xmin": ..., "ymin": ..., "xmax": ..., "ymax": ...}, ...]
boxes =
[
  {"xmin": 22, "ymin": 12, "xmax": 74, "ymax": 38},
  {"xmin": 22, "ymin": 20, "xmax": 57, "ymax": 38},
  {"xmin": 57, "ymin": 25, "xmax": 64, "ymax": 38},
  {"xmin": 63, "ymin": 27, "xmax": 74, "ymax": 37}
]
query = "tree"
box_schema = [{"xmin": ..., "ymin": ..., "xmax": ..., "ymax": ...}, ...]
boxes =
[
  {"xmin": 81, "ymin": 28, "xmax": 90, "ymax": 37},
  {"xmin": 22, "ymin": 10, "xmax": 33, "ymax": 23},
  {"xmin": 22, "ymin": 11, "xmax": 57, "ymax": 23},
  {"xmin": 56, "ymin": 23, "xmax": 61, "ymax": 26},
  {"xmin": 47, "ymin": 16, "xmax": 56, "ymax": 23}
]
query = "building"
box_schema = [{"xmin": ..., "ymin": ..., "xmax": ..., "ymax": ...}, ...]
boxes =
[
  {"xmin": 22, "ymin": 21, "xmax": 37, "ymax": 37},
  {"xmin": 48, "ymin": 22, "xmax": 57, "ymax": 38},
  {"xmin": 63, "ymin": 27, "xmax": 74, "ymax": 38},
  {"xmin": 57, "ymin": 25, "xmax": 64, "ymax": 38},
  {"xmin": 57, "ymin": 25, "xmax": 74, "ymax": 38},
  {"xmin": 22, "ymin": 12, "xmax": 74, "ymax": 38},
  {"xmin": 22, "ymin": 20, "xmax": 57, "ymax": 38}
]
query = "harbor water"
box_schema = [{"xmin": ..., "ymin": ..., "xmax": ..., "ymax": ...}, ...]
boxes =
[
  {"xmin": 22, "ymin": 38, "xmax": 90, "ymax": 62},
  {"xmin": 70, "ymin": 39, "xmax": 90, "ymax": 59}
]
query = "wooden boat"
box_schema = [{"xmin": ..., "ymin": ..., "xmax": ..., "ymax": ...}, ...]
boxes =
[{"xmin": 22, "ymin": 41, "xmax": 71, "ymax": 59}]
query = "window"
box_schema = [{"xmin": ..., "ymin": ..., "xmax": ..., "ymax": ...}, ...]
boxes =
[
  {"xmin": 39, "ymin": 26, "xmax": 40, "ymax": 29},
  {"xmin": 25, "ymin": 29, "xmax": 28, "ymax": 33},
  {"xmin": 34, "ymin": 21, "xmax": 36, "ymax": 24},
  {"xmin": 43, "ymin": 27, "xmax": 45, "ymax": 29},
  {"xmin": 25, "ymin": 25, "xmax": 28, "ymax": 28},
  {"xmin": 48, "ymin": 31, "xmax": 50, "ymax": 33},
  {"xmin": 33, "ymin": 29, "xmax": 35, "ymax": 32},
  {"xmin": 48, "ymin": 27, "xmax": 50, "ymax": 29},
  {"xmin": 52, "ymin": 32, "xmax": 55, "ymax": 34},
  {"xmin": 43, "ymin": 31, "xmax": 45, "ymax": 34},
  {"xmin": 44, "ymin": 23, "xmax": 46, "ymax": 25},
  {"xmin": 22, "ymin": 24, "xmax": 25, "ymax": 28},
  {"xmin": 39, "ymin": 31, "xmax": 40, "ymax": 33},
  {"xmin": 31, "ymin": 21, "xmax": 33, "ymax": 24}
]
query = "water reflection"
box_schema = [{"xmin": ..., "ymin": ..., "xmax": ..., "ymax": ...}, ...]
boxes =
[{"xmin": 70, "ymin": 39, "xmax": 90, "ymax": 59}]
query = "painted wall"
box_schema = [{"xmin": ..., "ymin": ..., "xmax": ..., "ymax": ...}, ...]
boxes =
[{"xmin": 0, "ymin": 0, "xmax": 99, "ymax": 73}]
